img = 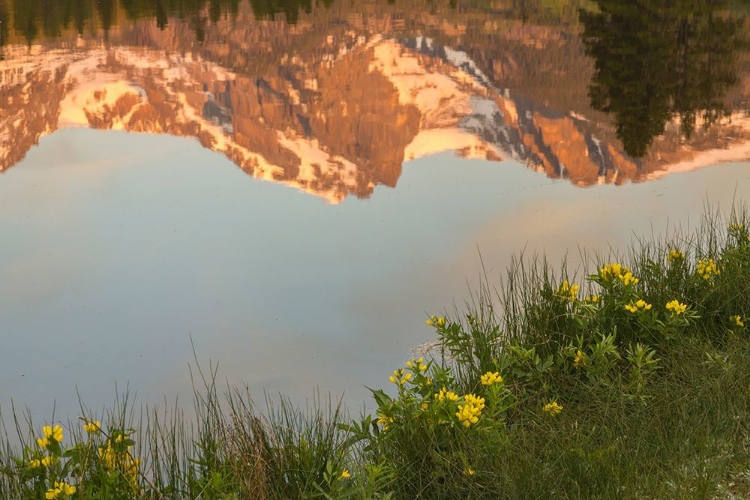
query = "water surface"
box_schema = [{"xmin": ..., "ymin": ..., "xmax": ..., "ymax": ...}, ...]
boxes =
[{"xmin": 1, "ymin": 0, "xmax": 749, "ymax": 419}]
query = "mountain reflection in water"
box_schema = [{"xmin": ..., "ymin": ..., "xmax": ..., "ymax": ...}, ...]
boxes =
[{"xmin": 1, "ymin": 0, "xmax": 749, "ymax": 201}]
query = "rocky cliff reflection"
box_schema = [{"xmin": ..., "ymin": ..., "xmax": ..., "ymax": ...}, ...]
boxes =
[{"xmin": 1, "ymin": 0, "xmax": 749, "ymax": 202}]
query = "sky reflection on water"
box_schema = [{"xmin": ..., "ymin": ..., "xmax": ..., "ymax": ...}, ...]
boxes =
[
  {"xmin": 1, "ymin": 0, "xmax": 750, "ymax": 424},
  {"xmin": 1, "ymin": 129, "xmax": 748, "ymax": 419}
]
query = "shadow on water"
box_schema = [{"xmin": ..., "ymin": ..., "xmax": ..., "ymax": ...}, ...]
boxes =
[{"xmin": 580, "ymin": 0, "xmax": 749, "ymax": 158}]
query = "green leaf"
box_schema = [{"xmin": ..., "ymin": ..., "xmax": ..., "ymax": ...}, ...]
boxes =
[{"xmin": 368, "ymin": 389, "xmax": 393, "ymax": 409}]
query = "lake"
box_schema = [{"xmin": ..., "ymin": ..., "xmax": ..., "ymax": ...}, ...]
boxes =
[{"xmin": 1, "ymin": 0, "xmax": 749, "ymax": 421}]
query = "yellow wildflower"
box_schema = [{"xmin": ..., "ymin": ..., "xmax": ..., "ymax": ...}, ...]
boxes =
[
  {"xmin": 464, "ymin": 468, "xmax": 476, "ymax": 476},
  {"xmin": 586, "ymin": 294, "xmax": 600, "ymax": 304},
  {"xmin": 84, "ymin": 421, "xmax": 101, "ymax": 434},
  {"xmin": 625, "ymin": 299, "xmax": 651, "ymax": 313},
  {"xmin": 620, "ymin": 271, "xmax": 639, "ymax": 286},
  {"xmin": 557, "ymin": 280, "xmax": 579, "ymax": 302},
  {"xmin": 59, "ymin": 482, "xmax": 76, "ymax": 495},
  {"xmin": 29, "ymin": 459, "xmax": 41, "ymax": 468},
  {"xmin": 340, "ymin": 469, "xmax": 351, "ymax": 479},
  {"xmin": 665, "ymin": 300, "xmax": 687, "ymax": 316},
  {"xmin": 480, "ymin": 371, "xmax": 502, "ymax": 386},
  {"xmin": 426, "ymin": 316, "xmax": 446, "ymax": 327},
  {"xmin": 543, "ymin": 401, "xmax": 563, "ymax": 417},
  {"xmin": 456, "ymin": 394, "xmax": 485, "ymax": 427},
  {"xmin": 599, "ymin": 263, "xmax": 624, "ymax": 281},
  {"xmin": 41, "ymin": 424, "xmax": 63, "ymax": 444},
  {"xmin": 45, "ymin": 482, "xmax": 76, "ymax": 499},
  {"xmin": 37, "ymin": 437, "xmax": 48, "ymax": 448},
  {"xmin": 408, "ymin": 357, "xmax": 428, "ymax": 371},
  {"xmin": 464, "ymin": 394, "xmax": 486, "ymax": 411},
  {"xmin": 573, "ymin": 349, "xmax": 586, "ymax": 369},
  {"xmin": 421, "ymin": 402, "xmax": 429, "ymax": 410},
  {"xmin": 98, "ymin": 441, "xmax": 140, "ymax": 492},
  {"xmin": 731, "ymin": 315, "xmax": 745, "ymax": 328},
  {"xmin": 377, "ymin": 414, "xmax": 394, "ymax": 431},
  {"xmin": 437, "ymin": 387, "xmax": 459, "ymax": 402},
  {"xmin": 456, "ymin": 403, "xmax": 481, "ymax": 428},
  {"xmin": 389, "ymin": 368, "xmax": 406, "ymax": 385},
  {"xmin": 599, "ymin": 264, "xmax": 639, "ymax": 286},
  {"xmin": 41, "ymin": 456, "xmax": 57, "ymax": 467},
  {"xmin": 667, "ymin": 249, "xmax": 685, "ymax": 263},
  {"xmin": 696, "ymin": 258, "xmax": 720, "ymax": 280}
]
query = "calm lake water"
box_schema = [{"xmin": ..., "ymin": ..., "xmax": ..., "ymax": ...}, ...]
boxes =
[{"xmin": 1, "ymin": 0, "xmax": 750, "ymax": 420}]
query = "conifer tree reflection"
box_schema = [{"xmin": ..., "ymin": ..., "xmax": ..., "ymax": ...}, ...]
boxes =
[
  {"xmin": 2, "ymin": 0, "xmax": 244, "ymax": 43},
  {"xmin": 93, "ymin": 0, "xmax": 116, "ymax": 36},
  {"xmin": 580, "ymin": 1, "xmax": 745, "ymax": 158},
  {"xmin": 13, "ymin": 0, "xmax": 40, "ymax": 45},
  {"xmin": 249, "ymin": 0, "xmax": 313, "ymax": 24},
  {"xmin": 0, "ymin": 0, "xmax": 8, "ymax": 57},
  {"xmin": 72, "ymin": 0, "xmax": 93, "ymax": 35}
]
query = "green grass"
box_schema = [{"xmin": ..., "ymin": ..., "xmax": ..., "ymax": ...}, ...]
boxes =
[{"xmin": 2, "ymin": 207, "xmax": 750, "ymax": 499}]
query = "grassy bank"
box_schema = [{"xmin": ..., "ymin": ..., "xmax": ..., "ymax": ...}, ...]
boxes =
[{"xmin": 2, "ymin": 209, "xmax": 750, "ymax": 499}]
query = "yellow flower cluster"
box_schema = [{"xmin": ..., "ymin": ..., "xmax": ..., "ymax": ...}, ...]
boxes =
[
  {"xmin": 557, "ymin": 280, "xmax": 579, "ymax": 302},
  {"xmin": 456, "ymin": 394, "xmax": 484, "ymax": 428},
  {"xmin": 99, "ymin": 441, "xmax": 140, "ymax": 491},
  {"xmin": 425, "ymin": 316, "xmax": 446, "ymax": 327},
  {"xmin": 84, "ymin": 421, "xmax": 101, "ymax": 434},
  {"xmin": 696, "ymin": 258, "xmax": 720, "ymax": 280},
  {"xmin": 377, "ymin": 414, "xmax": 394, "ymax": 431},
  {"xmin": 339, "ymin": 469, "xmax": 351, "ymax": 479},
  {"xmin": 28, "ymin": 457, "xmax": 55, "ymax": 469},
  {"xmin": 437, "ymin": 387, "xmax": 459, "ymax": 403},
  {"xmin": 665, "ymin": 300, "xmax": 687, "ymax": 316},
  {"xmin": 599, "ymin": 264, "xmax": 639, "ymax": 286},
  {"xmin": 37, "ymin": 425, "xmax": 63, "ymax": 448},
  {"xmin": 543, "ymin": 401, "xmax": 563, "ymax": 417},
  {"xmin": 44, "ymin": 481, "xmax": 75, "ymax": 499},
  {"xmin": 731, "ymin": 315, "xmax": 745, "ymax": 328},
  {"xmin": 389, "ymin": 368, "xmax": 412, "ymax": 386},
  {"xmin": 667, "ymin": 249, "xmax": 685, "ymax": 263},
  {"xmin": 573, "ymin": 349, "xmax": 586, "ymax": 369},
  {"xmin": 406, "ymin": 357, "xmax": 428, "ymax": 372},
  {"xmin": 480, "ymin": 371, "xmax": 502, "ymax": 386},
  {"xmin": 624, "ymin": 299, "xmax": 652, "ymax": 313},
  {"xmin": 729, "ymin": 223, "xmax": 745, "ymax": 232},
  {"xmin": 586, "ymin": 294, "xmax": 600, "ymax": 304}
]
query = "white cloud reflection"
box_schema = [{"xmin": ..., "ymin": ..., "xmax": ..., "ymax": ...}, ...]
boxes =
[{"xmin": 0, "ymin": 129, "xmax": 748, "ymax": 423}]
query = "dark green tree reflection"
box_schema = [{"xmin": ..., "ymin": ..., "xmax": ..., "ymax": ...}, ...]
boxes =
[
  {"xmin": 249, "ymin": 0, "xmax": 312, "ymax": 24},
  {"xmin": 580, "ymin": 1, "xmax": 746, "ymax": 157},
  {"xmin": 3, "ymin": 0, "xmax": 246, "ymax": 44},
  {"xmin": 0, "ymin": 0, "xmax": 8, "ymax": 57}
]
